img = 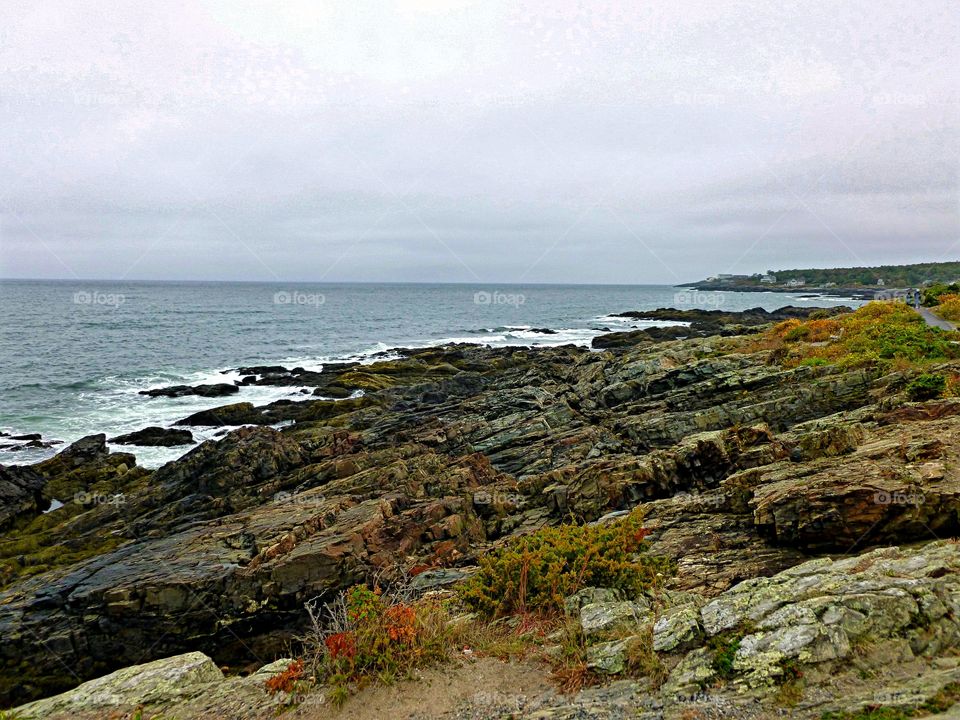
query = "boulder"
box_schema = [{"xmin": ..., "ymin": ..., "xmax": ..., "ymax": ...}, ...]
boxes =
[
  {"xmin": 694, "ymin": 541, "xmax": 960, "ymax": 685},
  {"xmin": 109, "ymin": 427, "xmax": 195, "ymax": 447},
  {"xmin": 0, "ymin": 465, "xmax": 46, "ymax": 529},
  {"xmin": 12, "ymin": 652, "xmax": 223, "ymax": 718},
  {"xmin": 579, "ymin": 601, "xmax": 651, "ymax": 640},
  {"xmin": 139, "ymin": 383, "xmax": 239, "ymax": 398},
  {"xmin": 653, "ymin": 604, "xmax": 702, "ymax": 653},
  {"xmin": 563, "ymin": 587, "xmax": 625, "ymax": 616},
  {"xmin": 586, "ymin": 638, "xmax": 632, "ymax": 674}
]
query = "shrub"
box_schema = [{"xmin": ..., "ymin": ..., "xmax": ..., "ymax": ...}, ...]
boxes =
[
  {"xmin": 923, "ymin": 283, "xmax": 960, "ymax": 307},
  {"xmin": 708, "ymin": 632, "xmax": 741, "ymax": 680},
  {"xmin": 907, "ymin": 373, "xmax": 947, "ymax": 401},
  {"xmin": 755, "ymin": 301, "xmax": 960, "ymax": 369},
  {"xmin": 935, "ymin": 295, "xmax": 960, "ymax": 323},
  {"xmin": 458, "ymin": 508, "xmax": 670, "ymax": 617},
  {"xmin": 264, "ymin": 659, "xmax": 304, "ymax": 694},
  {"xmin": 303, "ymin": 583, "xmax": 456, "ymax": 705}
]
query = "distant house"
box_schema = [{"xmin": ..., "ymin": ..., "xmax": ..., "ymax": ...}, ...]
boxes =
[
  {"xmin": 714, "ymin": 273, "xmax": 749, "ymax": 284},
  {"xmin": 760, "ymin": 274, "xmax": 777, "ymax": 284},
  {"xmin": 876, "ymin": 278, "xmax": 886, "ymax": 286},
  {"xmin": 784, "ymin": 277, "xmax": 806, "ymax": 287}
]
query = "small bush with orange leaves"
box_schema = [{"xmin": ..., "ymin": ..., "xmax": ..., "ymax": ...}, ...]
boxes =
[
  {"xmin": 304, "ymin": 584, "xmax": 456, "ymax": 706},
  {"xmin": 264, "ymin": 659, "xmax": 304, "ymax": 695}
]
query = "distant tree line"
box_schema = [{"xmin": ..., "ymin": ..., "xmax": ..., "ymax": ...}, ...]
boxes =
[{"xmin": 769, "ymin": 262, "xmax": 960, "ymax": 288}]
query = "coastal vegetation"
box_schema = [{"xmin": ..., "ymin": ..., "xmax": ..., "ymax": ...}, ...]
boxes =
[
  {"xmin": 922, "ymin": 283, "xmax": 960, "ymax": 307},
  {"xmin": 752, "ymin": 301, "xmax": 960, "ymax": 370},
  {"xmin": 459, "ymin": 507, "xmax": 670, "ymax": 617},
  {"xmin": 293, "ymin": 509, "xmax": 672, "ymax": 705}
]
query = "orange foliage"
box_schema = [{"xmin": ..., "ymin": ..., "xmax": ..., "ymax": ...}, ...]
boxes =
[
  {"xmin": 264, "ymin": 659, "xmax": 304, "ymax": 695},
  {"xmin": 325, "ymin": 632, "xmax": 357, "ymax": 659},
  {"xmin": 384, "ymin": 604, "xmax": 418, "ymax": 644}
]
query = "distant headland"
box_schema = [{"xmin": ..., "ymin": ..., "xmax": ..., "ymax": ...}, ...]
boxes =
[{"xmin": 681, "ymin": 260, "xmax": 960, "ymax": 297}]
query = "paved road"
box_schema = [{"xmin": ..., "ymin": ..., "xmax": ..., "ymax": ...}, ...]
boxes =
[{"xmin": 916, "ymin": 305, "xmax": 957, "ymax": 331}]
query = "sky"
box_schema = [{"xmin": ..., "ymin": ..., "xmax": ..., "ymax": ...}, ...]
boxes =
[{"xmin": 0, "ymin": 0, "xmax": 958, "ymax": 284}]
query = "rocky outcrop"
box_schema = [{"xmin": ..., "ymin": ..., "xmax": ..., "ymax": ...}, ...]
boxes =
[
  {"xmin": 3, "ymin": 308, "xmax": 960, "ymax": 710},
  {"xmin": 139, "ymin": 383, "xmax": 239, "ymax": 398},
  {"xmin": 108, "ymin": 426, "xmax": 195, "ymax": 446},
  {"xmin": 673, "ymin": 540, "xmax": 960, "ymax": 689},
  {"xmin": 0, "ymin": 464, "xmax": 46, "ymax": 529}
]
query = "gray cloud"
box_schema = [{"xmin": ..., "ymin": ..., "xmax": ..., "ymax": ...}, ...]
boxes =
[{"xmin": 1, "ymin": 0, "xmax": 958, "ymax": 283}]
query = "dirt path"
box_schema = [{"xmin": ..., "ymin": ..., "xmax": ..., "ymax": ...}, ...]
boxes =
[
  {"xmin": 290, "ymin": 657, "xmax": 555, "ymax": 720},
  {"xmin": 916, "ymin": 305, "xmax": 957, "ymax": 331}
]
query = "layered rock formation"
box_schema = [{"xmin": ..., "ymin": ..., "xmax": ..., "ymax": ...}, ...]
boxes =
[{"xmin": 2, "ymin": 306, "xmax": 959, "ymax": 716}]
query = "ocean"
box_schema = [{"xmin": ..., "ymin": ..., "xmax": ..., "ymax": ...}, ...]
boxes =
[{"xmin": 0, "ymin": 280, "xmax": 861, "ymax": 468}]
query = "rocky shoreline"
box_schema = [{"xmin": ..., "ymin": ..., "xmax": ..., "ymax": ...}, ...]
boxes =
[{"xmin": 3, "ymin": 303, "xmax": 960, "ymax": 719}]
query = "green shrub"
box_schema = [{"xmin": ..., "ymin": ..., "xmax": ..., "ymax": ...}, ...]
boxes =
[
  {"xmin": 758, "ymin": 301, "xmax": 960, "ymax": 369},
  {"xmin": 922, "ymin": 283, "xmax": 960, "ymax": 307},
  {"xmin": 907, "ymin": 373, "xmax": 946, "ymax": 401},
  {"xmin": 784, "ymin": 325, "xmax": 811, "ymax": 342},
  {"xmin": 459, "ymin": 508, "xmax": 670, "ymax": 617},
  {"xmin": 708, "ymin": 632, "xmax": 742, "ymax": 680}
]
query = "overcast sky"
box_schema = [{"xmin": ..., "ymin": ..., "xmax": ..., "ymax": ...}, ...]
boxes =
[{"xmin": 1, "ymin": 1, "xmax": 958, "ymax": 283}]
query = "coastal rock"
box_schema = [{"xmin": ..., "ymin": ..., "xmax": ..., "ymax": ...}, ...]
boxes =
[
  {"xmin": 590, "ymin": 329, "xmax": 654, "ymax": 349},
  {"xmin": 174, "ymin": 401, "xmax": 266, "ymax": 426},
  {"xmin": 694, "ymin": 541, "xmax": 960, "ymax": 684},
  {"xmin": 0, "ymin": 464, "xmax": 46, "ymax": 529},
  {"xmin": 12, "ymin": 652, "xmax": 223, "ymax": 718},
  {"xmin": 652, "ymin": 604, "xmax": 702, "ymax": 653},
  {"xmin": 4, "ymin": 310, "xmax": 960, "ymax": 709},
  {"xmin": 579, "ymin": 601, "xmax": 652, "ymax": 640},
  {"xmin": 139, "ymin": 383, "xmax": 239, "ymax": 398},
  {"xmin": 109, "ymin": 427, "xmax": 195, "ymax": 446}
]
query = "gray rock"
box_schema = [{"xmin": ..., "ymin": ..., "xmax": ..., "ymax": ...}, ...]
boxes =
[
  {"xmin": 653, "ymin": 604, "xmax": 702, "ymax": 653},
  {"xmin": 563, "ymin": 587, "xmax": 625, "ymax": 617},
  {"xmin": 579, "ymin": 600, "xmax": 651, "ymax": 639},
  {"xmin": 13, "ymin": 652, "xmax": 223, "ymax": 718},
  {"xmin": 586, "ymin": 638, "xmax": 632, "ymax": 674}
]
